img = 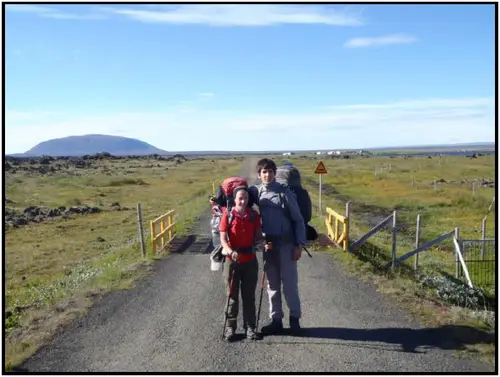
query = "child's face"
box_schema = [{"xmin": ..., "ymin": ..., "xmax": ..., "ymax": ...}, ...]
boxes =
[
  {"xmin": 259, "ymin": 168, "xmax": 275, "ymax": 184},
  {"xmin": 234, "ymin": 190, "xmax": 248, "ymax": 209}
]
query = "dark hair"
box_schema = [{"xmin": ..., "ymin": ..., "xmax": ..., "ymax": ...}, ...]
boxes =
[
  {"xmin": 233, "ymin": 186, "xmax": 248, "ymax": 197},
  {"xmin": 256, "ymin": 158, "xmax": 277, "ymax": 174}
]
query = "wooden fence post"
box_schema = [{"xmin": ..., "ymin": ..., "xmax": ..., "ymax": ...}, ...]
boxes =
[
  {"xmin": 345, "ymin": 201, "xmax": 350, "ymax": 251},
  {"xmin": 150, "ymin": 220, "xmax": 155, "ymax": 253},
  {"xmin": 391, "ymin": 210, "xmax": 397, "ymax": 270},
  {"xmin": 414, "ymin": 214, "xmax": 421, "ymax": 271},
  {"xmin": 160, "ymin": 217, "xmax": 165, "ymax": 250},
  {"xmin": 137, "ymin": 202, "xmax": 146, "ymax": 258},
  {"xmin": 168, "ymin": 213, "xmax": 173, "ymax": 242}
]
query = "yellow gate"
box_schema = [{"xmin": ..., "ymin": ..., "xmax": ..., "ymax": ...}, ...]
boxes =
[{"xmin": 325, "ymin": 206, "xmax": 349, "ymax": 251}]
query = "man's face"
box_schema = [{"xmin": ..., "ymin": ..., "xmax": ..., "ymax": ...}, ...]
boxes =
[{"xmin": 259, "ymin": 168, "xmax": 275, "ymax": 184}]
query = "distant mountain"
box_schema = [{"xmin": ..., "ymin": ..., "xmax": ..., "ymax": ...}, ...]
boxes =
[{"xmin": 21, "ymin": 134, "xmax": 169, "ymax": 157}]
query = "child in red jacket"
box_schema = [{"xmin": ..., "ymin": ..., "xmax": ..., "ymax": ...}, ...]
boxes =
[{"xmin": 219, "ymin": 186, "xmax": 262, "ymax": 341}]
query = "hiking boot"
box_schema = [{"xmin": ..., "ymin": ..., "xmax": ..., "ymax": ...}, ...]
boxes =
[
  {"xmin": 246, "ymin": 326, "xmax": 257, "ymax": 340},
  {"xmin": 224, "ymin": 327, "xmax": 236, "ymax": 342},
  {"xmin": 260, "ymin": 318, "xmax": 283, "ymax": 335},
  {"xmin": 289, "ymin": 316, "xmax": 301, "ymax": 335}
]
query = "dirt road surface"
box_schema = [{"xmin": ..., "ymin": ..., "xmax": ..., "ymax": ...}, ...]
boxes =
[{"xmin": 19, "ymin": 157, "xmax": 493, "ymax": 373}]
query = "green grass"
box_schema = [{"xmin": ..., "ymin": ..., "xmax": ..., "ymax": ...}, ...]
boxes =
[
  {"xmin": 281, "ymin": 154, "xmax": 495, "ymax": 283},
  {"xmin": 4, "ymin": 155, "xmax": 243, "ymax": 367}
]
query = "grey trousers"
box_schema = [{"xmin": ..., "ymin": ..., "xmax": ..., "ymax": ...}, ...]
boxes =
[{"xmin": 264, "ymin": 241, "xmax": 301, "ymax": 320}]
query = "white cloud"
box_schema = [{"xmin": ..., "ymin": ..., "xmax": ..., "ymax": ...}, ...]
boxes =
[
  {"xmin": 345, "ymin": 34, "xmax": 418, "ymax": 48},
  {"xmin": 109, "ymin": 4, "xmax": 364, "ymax": 27},
  {"xmin": 5, "ymin": 4, "xmax": 363, "ymax": 26},
  {"xmin": 5, "ymin": 4, "xmax": 106, "ymax": 20},
  {"xmin": 5, "ymin": 97, "xmax": 494, "ymax": 154},
  {"xmin": 198, "ymin": 92, "xmax": 215, "ymax": 98},
  {"xmin": 5, "ymin": 4, "xmax": 52, "ymax": 13}
]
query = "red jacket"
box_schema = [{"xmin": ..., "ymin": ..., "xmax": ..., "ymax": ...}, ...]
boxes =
[{"xmin": 219, "ymin": 207, "xmax": 260, "ymax": 263}]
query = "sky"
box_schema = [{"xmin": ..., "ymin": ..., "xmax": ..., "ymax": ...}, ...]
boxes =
[{"xmin": 4, "ymin": 3, "xmax": 497, "ymax": 153}]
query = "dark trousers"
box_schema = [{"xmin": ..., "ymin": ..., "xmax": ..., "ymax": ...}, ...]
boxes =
[{"xmin": 223, "ymin": 257, "xmax": 258, "ymax": 329}]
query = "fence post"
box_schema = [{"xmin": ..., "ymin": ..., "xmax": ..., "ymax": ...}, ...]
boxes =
[
  {"xmin": 481, "ymin": 216, "xmax": 486, "ymax": 260},
  {"xmin": 150, "ymin": 220, "xmax": 155, "ymax": 253},
  {"xmin": 414, "ymin": 214, "xmax": 421, "ymax": 271},
  {"xmin": 168, "ymin": 212, "xmax": 173, "ymax": 242},
  {"xmin": 472, "ymin": 181, "xmax": 476, "ymax": 197},
  {"xmin": 454, "ymin": 227, "xmax": 460, "ymax": 278},
  {"xmin": 391, "ymin": 210, "xmax": 397, "ymax": 270},
  {"xmin": 344, "ymin": 201, "xmax": 350, "ymax": 251},
  {"xmin": 137, "ymin": 202, "xmax": 146, "ymax": 258}
]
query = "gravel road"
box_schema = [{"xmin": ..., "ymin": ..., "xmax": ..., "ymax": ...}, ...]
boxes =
[{"xmin": 19, "ymin": 157, "xmax": 493, "ymax": 373}]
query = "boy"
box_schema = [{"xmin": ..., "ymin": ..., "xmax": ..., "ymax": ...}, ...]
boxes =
[
  {"xmin": 219, "ymin": 186, "xmax": 262, "ymax": 341},
  {"xmin": 249, "ymin": 158, "xmax": 306, "ymax": 335}
]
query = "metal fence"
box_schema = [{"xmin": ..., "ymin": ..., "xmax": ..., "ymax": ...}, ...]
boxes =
[{"xmin": 459, "ymin": 239, "xmax": 496, "ymax": 292}]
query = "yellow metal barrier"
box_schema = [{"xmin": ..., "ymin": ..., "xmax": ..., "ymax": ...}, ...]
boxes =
[
  {"xmin": 325, "ymin": 206, "xmax": 349, "ymax": 251},
  {"xmin": 150, "ymin": 210, "xmax": 176, "ymax": 253}
]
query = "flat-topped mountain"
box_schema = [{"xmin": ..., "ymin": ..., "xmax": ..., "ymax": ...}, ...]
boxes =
[{"xmin": 21, "ymin": 134, "xmax": 168, "ymax": 157}]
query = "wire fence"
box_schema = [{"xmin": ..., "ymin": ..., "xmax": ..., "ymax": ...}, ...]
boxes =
[{"xmin": 459, "ymin": 239, "xmax": 496, "ymax": 293}]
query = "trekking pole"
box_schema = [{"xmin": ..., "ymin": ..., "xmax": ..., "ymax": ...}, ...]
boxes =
[
  {"xmin": 302, "ymin": 246, "xmax": 313, "ymax": 258},
  {"xmin": 222, "ymin": 267, "xmax": 236, "ymax": 339},
  {"xmin": 256, "ymin": 261, "xmax": 266, "ymax": 334}
]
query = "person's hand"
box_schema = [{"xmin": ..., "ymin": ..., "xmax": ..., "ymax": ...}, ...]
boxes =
[
  {"xmin": 264, "ymin": 242, "xmax": 273, "ymax": 252},
  {"xmin": 293, "ymin": 246, "xmax": 302, "ymax": 261},
  {"xmin": 231, "ymin": 251, "xmax": 239, "ymax": 261}
]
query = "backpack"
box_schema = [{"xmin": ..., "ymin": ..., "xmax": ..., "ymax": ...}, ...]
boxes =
[
  {"xmin": 211, "ymin": 176, "xmax": 255, "ymax": 210},
  {"xmin": 276, "ymin": 165, "xmax": 312, "ymax": 224},
  {"xmin": 210, "ymin": 176, "xmax": 249, "ymax": 235}
]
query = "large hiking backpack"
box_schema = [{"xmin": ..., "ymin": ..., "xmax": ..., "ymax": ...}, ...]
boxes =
[
  {"xmin": 211, "ymin": 176, "xmax": 253, "ymax": 209},
  {"xmin": 275, "ymin": 165, "xmax": 318, "ymax": 241},
  {"xmin": 276, "ymin": 165, "xmax": 312, "ymax": 223}
]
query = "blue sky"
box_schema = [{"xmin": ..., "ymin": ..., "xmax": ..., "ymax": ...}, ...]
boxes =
[{"xmin": 5, "ymin": 3, "xmax": 496, "ymax": 153}]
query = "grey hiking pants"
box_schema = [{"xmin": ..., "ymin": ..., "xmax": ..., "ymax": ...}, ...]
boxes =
[
  {"xmin": 223, "ymin": 258, "xmax": 258, "ymax": 329},
  {"xmin": 264, "ymin": 241, "xmax": 301, "ymax": 320}
]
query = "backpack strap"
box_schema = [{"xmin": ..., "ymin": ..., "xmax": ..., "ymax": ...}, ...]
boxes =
[
  {"xmin": 278, "ymin": 184, "xmax": 292, "ymax": 219},
  {"xmin": 256, "ymin": 184, "xmax": 265, "ymax": 204},
  {"xmin": 228, "ymin": 207, "xmax": 256, "ymax": 227},
  {"xmin": 227, "ymin": 209, "xmax": 234, "ymax": 228}
]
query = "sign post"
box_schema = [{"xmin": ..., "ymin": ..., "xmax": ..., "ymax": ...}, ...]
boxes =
[{"xmin": 314, "ymin": 161, "xmax": 328, "ymax": 215}]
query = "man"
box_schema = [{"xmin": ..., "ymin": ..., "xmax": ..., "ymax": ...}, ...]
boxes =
[{"xmin": 249, "ymin": 158, "xmax": 306, "ymax": 335}]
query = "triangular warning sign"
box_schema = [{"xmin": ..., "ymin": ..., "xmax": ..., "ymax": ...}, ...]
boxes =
[{"xmin": 314, "ymin": 161, "xmax": 328, "ymax": 174}]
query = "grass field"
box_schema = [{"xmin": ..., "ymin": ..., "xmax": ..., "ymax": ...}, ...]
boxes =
[
  {"xmin": 4, "ymin": 155, "xmax": 243, "ymax": 367},
  {"xmin": 278, "ymin": 154, "xmax": 495, "ymax": 282}
]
